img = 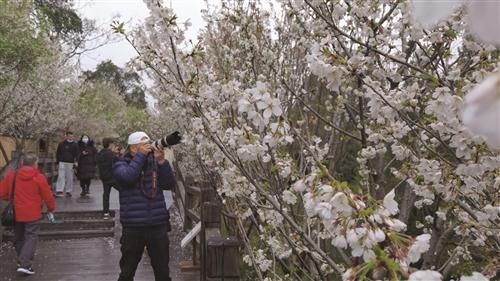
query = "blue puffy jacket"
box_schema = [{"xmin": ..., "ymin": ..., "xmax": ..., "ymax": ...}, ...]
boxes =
[{"xmin": 112, "ymin": 152, "xmax": 176, "ymax": 229}]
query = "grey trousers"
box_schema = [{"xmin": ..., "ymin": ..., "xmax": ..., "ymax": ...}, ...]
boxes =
[
  {"xmin": 14, "ymin": 221, "xmax": 40, "ymax": 268},
  {"xmin": 56, "ymin": 162, "xmax": 74, "ymax": 193}
]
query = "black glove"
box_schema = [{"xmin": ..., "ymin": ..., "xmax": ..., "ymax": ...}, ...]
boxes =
[{"xmin": 165, "ymin": 131, "xmax": 182, "ymax": 146}]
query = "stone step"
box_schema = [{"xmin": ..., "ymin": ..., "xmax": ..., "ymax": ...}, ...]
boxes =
[
  {"xmin": 42, "ymin": 210, "xmax": 116, "ymax": 220},
  {"xmin": 1, "ymin": 210, "xmax": 118, "ymax": 241},
  {"xmin": 2, "ymin": 228, "xmax": 115, "ymax": 241},
  {"xmin": 39, "ymin": 219, "xmax": 115, "ymax": 231}
]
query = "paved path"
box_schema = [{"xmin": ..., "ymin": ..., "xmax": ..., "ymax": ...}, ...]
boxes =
[{"xmin": 0, "ymin": 180, "xmax": 198, "ymax": 281}]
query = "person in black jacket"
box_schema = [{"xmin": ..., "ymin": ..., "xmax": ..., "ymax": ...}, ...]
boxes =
[
  {"xmin": 96, "ymin": 138, "xmax": 117, "ymax": 218},
  {"xmin": 77, "ymin": 135, "xmax": 97, "ymax": 197},
  {"xmin": 55, "ymin": 131, "xmax": 79, "ymax": 197}
]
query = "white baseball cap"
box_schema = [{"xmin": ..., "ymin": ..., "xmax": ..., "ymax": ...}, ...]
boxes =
[{"xmin": 127, "ymin": 131, "xmax": 150, "ymax": 145}]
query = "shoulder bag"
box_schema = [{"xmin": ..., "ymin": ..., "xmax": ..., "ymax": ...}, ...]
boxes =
[{"xmin": 1, "ymin": 171, "xmax": 18, "ymax": 227}]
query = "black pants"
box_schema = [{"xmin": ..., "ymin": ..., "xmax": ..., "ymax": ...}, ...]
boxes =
[
  {"xmin": 102, "ymin": 181, "xmax": 113, "ymax": 213},
  {"xmin": 118, "ymin": 225, "xmax": 171, "ymax": 281},
  {"xmin": 80, "ymin": 178, "xmax": 91, "ymax": 193}
]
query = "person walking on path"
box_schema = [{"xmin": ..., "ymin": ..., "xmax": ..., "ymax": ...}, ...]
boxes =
[
  {"xmin": 97, "ymin": 137, "xmax": 117, "ymax": 218},
  {"xmin": 55, "ymin": 131, "xmax": 79, "ymax": 197},
  {"xmin": 0, "ymin": 152, "xmax": 56, "ymax": 276},
  {"xmin": 77, "ymin": 135, "xmax": 97, "ymax": 197},
  {"xmin": 112, "ymin": 131, "xmax": 180, "ymax": 281}
]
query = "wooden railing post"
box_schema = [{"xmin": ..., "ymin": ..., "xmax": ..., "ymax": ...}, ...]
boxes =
[
  {"xmin": 202, "ymin": 202, "xmax": 221, "ymax": 228},
  {"xmin": 199, "ymin": 187, "xmax": 216, "ymax": 281},
  {"xmin": 202, "ymin": 201, "xmax": 240, "ymax": 281},
  {"xmin": 206, "ymin": 236, "xmax": 240, "ymax": 280},
  {"xmin": 179, "ymin": 175, "xmax": 241, "ymax": 280}
]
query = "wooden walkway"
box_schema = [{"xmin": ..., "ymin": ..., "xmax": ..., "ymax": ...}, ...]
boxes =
[{"xmin": 0, "ymin": 180, "xmax": 199, "ymax": 281}]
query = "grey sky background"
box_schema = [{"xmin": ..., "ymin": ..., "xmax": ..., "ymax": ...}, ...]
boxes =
[{"xmin": 76, "ymin": 0, "xmax": 207, "ymax": 71}]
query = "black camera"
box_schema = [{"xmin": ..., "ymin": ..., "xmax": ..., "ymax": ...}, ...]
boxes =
[{"xmin": 150, "ymin": 131, "xmax": 182, "ymax": 149}]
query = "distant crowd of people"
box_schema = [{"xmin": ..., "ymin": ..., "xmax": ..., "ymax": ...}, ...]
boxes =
[
  {"xmin": 54, "ymin": 131, "xmax": 124, "ymax": 217},
  {"xmin": 0, "ymin": 130, "xmax": 181, "ymax": 280}
]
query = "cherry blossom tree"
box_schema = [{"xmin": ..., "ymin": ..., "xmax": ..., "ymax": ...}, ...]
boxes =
[
  {"xmin": 118, "ymin": 0, "xmax": 499, "ymax": 279},
  {"xmin": 0, "ymin": 1, "xmax": 130, "ymax": 151},
  {"xmin": 0, "ymin": 50, "xmax": 78, "ymax": 150}
]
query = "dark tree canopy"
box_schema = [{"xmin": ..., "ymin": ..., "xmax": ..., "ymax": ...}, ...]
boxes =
[
  {"xmin": 82, "ymin": 60, "xmax": 147, "ymax": 109},
  {"xmin": 0, "ymin": 0, "xmax": 85, "ymax": 84},
  {"xmin": 34, "ymin": 0, "xmax": 83, "ymax": 39}
]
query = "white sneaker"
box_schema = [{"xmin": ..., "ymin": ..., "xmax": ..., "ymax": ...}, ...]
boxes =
[
  {"xmin": 17, "ymin": 267, "xmax": 35, "ymax": 275},
  {"xmin": 103, "ymin": 213, "xmax": 110, "ymax": 219}
]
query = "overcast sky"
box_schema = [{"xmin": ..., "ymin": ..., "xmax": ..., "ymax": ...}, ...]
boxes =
[{"xmin": 76, "ymin": 0, "xmax": 207, "ymax": 71}]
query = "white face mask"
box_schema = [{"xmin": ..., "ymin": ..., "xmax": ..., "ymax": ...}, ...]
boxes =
[{"xmin": 82, "ymin": 137, "xmax": 89, "ymax": 143}]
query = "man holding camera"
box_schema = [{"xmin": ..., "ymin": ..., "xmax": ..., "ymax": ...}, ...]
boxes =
[{"xmin": 112, "ymin": 131, "xmax": 180, "ymax": 281}]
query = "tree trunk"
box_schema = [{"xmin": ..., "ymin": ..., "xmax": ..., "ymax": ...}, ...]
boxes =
[
  {"xmin": 398, "ymin": 183, "xmax": 416, "ymax": 225},
  {"xmin": 422, "ymin": 221, "xmax": 454, "ymax": 269},
  {"xmin": 0, "ymin": 140, "xmax": 9, "ymax": 164}
]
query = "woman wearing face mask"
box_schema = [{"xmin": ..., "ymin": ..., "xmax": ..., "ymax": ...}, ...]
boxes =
[{"xmin": 77, "ymin": 135, "xmax": 97, "ymax": 196}]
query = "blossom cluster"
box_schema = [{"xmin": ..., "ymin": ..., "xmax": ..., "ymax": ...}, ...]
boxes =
[{"xmin": 126, "ymin": 0, "xmax": 499, "ymax": 279}]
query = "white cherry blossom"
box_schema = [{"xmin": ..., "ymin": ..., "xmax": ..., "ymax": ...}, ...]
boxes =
[
  {"xmin": 410, "ymin": 0, "xmax": 500, "ymax": 45},
  {"xmin": 463, "ymin": 72, "xmax": 500, "ymax": 148},
  {"xmin": 256, "ymin": 92, "xmax": 283, "ymax": 119},
  {"xmin": 282, "ymin": 190, "xmax": 297, "ymax": 205},
  {"xmin": 409, "ymin": 270, "xmax": 443, "ymax": 281},
  {"xmin": 407, "ymin": 234, "xmax": 431, "ymax": 263},
  {"xmin": 460, "ymin": 272, "xmax": 489, "ymax": 281},
  {"xmin": 382, "ymin": 189, "xmax": 399, "ymax": 216}
]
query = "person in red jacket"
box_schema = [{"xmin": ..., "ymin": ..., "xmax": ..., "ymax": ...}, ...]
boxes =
[{"xmin": 0, "ymin": 152, "xmax": 56, "ymax": 276}]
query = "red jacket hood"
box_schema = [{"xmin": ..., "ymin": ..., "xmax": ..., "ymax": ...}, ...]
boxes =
[{"xmin": 16, "ymin": 166, "xmax": 40, "ymax": 180}]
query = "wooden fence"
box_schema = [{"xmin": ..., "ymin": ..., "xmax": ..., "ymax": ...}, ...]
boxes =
[{"xmin": 179, "ymin": 177, "xmax": 241, "ymax": 281}]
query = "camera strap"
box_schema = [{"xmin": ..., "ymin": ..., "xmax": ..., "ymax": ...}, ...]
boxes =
[{"xmin": 140, "ymin": 158, "xmax": 158, "ymax": 199}]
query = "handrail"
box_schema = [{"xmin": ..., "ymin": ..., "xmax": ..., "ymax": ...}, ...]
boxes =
[{"xmin": 173, "ymin": 154, "xmax": 240, "ymax": 280}]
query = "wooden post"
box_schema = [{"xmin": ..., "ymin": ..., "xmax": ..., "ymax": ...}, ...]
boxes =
[
  {"xmin": 203, "ymin": 202, "xmax": 240, "ymax": 280},
  {"xmin": 202, "ymin": 202, "xmax": 221, "ymax": 228},
  {"xmin": 200, "ymin": 188, "xmax": 215, "ymax": 281},
  {"xmin": 200, "ymin": 187, "xmax": 216, "ymax": 205},
  {"xmin": 184, "ymin": 186, "xmax": 193, "ymax": 231},
  {"xmin": 206, "ymin": 236, "xmax": 240, "ymax": 280},
  {"xmin": 179, "ymin": 173, "xmax": 240, "ymax": 280}
]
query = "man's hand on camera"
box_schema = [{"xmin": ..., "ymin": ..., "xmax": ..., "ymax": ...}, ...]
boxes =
[
  {"xmin": 138, "ymin": 142, "xmax": 152, "ymax": 155},
  {"xmin": 153, "ymin": 148, "xmax": 166, "ymax": 164},
  {"xmin": 166, "ymin": 131, "xmax": 182, "ymax": 146}
]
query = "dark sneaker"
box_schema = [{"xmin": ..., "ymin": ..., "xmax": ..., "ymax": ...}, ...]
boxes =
[
  {"xmin": 103, "ymin": 213, "xmax": 110, "ymax": 219},
  {"xmin": 17, "ymin": 267, "xmax": 35, "ymax": 275},
  {"xmin": 65, "ymin": 192, "xmax": 72, "ymax": 197},
  {"xmin": 55, "ymin": 192, "xmax": 64, "ymax": 198}
]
